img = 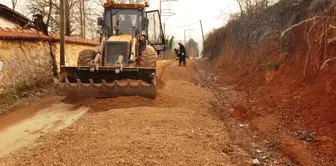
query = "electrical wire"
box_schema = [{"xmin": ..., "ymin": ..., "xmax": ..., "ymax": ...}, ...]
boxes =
[{"xmin": 164, "ymin": 21, "xmax": 199, "ymax": 28}]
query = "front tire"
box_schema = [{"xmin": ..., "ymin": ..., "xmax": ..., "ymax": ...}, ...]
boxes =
[
  {"xmin": 78, "ymin": 49, "xmax": 96, "ymax": 66},
  {"xmin": 139, "ymin": 46, "xmax": 157, "ymax": 67}
]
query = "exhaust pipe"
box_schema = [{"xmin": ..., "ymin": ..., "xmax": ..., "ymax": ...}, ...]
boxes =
[{"xmin": 130, "ymin": 37, "xmax": 136, "ymax": 62}]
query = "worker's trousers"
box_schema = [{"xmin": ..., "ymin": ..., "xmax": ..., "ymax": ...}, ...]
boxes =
[{"xmin": 179, "ymin": 57, "xmax": 186, "ymax": 66}]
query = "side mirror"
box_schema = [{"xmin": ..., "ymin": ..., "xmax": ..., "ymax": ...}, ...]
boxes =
[{"xmin": 97, "ymin": 17, "xmax": 103, "ymax": 26}]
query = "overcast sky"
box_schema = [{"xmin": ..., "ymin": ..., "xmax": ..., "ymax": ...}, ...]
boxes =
[
  {"xmin": 146, "ymin": 0, "xmax": 239, "ymax": 43},
  {"xmin": 0, "ymin": 0, "xmax": 239, "ymax": 48}
]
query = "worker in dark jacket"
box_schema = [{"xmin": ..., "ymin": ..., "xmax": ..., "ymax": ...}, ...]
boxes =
[{"xmin": 178, "ymin": 42, "xmax": 187, "ymax": 67}]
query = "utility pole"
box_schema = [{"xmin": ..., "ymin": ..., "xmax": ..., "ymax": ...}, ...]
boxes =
[
  {"xmin": 79, "ymin": 0, "xmax": 83, "ymax": 37},
  {"xmin": 154, "ymin": 16, "xmax": 156, "ymax": 42},
  {"xmin": 160, "ymin": 0, "xmax": 178, "ymax": 45},
  {"xmin": 184, "ymin": 29, "xmax": 193, "ymax": 45},
  {"xmin": 83, "ymin": 0, "xmax": 86, "ymax": 38},
  {"xmin": 64, "ymin": 0, "xmax": 70, "ymax": 36},
  {"xmin": 200, "ymin": 20, "xmax": 204, "ymax": 44},
  {"xmin": 164, "ymin": 23, "xmax": 165, "ymax": 35},
  {"xmin": 79, "ymin": 0, "xmax": 86, "ymax": 38},
  {"xmin": 159, "ymin": 0, "xmax": 161, "ymax": 17},
  {"xmin": 160, "ymin": 0, "xmax": 178, "ymax": 17},
  {"xmin": 60, "ymin": 0, "xmax": 65, "ymax": 72}
]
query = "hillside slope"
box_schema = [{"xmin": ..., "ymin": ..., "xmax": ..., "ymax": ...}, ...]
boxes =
[{"xmin": 201, "ymin": 0, "xmax": 336, "ymax": 165}]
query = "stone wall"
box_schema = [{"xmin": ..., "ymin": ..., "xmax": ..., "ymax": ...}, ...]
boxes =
[
  {"xmin": 0, "ymin": 28, "xmax": 99, "ymax": 95},
  {"xmin": 0, "ymin": 40, "xmax": 53, "ymax": 93}
]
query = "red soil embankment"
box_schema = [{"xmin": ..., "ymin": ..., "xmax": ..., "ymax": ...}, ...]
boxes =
[{"xmin": 202, "ymin": 0, "xmax": 336, "ymax": 165}]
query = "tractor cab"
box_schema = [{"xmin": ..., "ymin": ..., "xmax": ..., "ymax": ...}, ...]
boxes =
[{"xmin": 97, "ymin": 2, "xmax": 165, "ymax": 52}]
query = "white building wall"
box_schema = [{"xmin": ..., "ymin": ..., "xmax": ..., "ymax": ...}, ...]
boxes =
[{"xmin": 0, "ymin": 15, "xmax": 19, "ymax": 28}]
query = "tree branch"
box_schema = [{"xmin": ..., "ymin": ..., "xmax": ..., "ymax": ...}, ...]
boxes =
[
  {"xmin": 320, "ymin": 57, "xmax": 336, "ymax": 70},
  {"xmin": 281, "ymin": 16, "xmax": 324, "ymax": 38}
]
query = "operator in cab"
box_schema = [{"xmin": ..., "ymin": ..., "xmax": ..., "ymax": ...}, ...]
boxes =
[{"xmin": 119, "ymin": 14, "xmax": 135, "ymax": 33}]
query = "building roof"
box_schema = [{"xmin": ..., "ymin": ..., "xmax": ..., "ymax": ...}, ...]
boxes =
[
  {"xmin": 0, "ymin": 3, "xmax": 31, "ymax": 26},
  {"xmin": 0, "ymin": 27, "xmax": 100, "ymax": 46}
]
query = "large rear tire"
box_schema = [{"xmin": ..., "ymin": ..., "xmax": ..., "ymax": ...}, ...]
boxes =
[
  {"xmin": 78, "ymin": 49, "xmax": 96, "ymax": 66},
  {"xmin": 139, "ymin": 45, "xmax": 157, "ymax": 67}
]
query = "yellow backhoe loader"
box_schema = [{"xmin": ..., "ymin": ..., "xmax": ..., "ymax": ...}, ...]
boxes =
[{"xmin": 55, "ymin": 1, "xmax": 165, "ymax": 98}]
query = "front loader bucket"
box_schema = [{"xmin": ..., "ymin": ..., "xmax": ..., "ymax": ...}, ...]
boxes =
[{"xmin": 55, "ymin": 66, "xmax": 156, "ymax": 98}]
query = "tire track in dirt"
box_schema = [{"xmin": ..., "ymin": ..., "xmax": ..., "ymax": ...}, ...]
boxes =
[
  {"xmin": 0, "ymin": 60, "xmax": 232, "ymax": 165},
  {"xmin": 0, "ymin": 61, "xmax": 176, "ymax": 159},
  {"xmin": 0, "ymin": 99, "xmax": 90, "ymax": 158}
]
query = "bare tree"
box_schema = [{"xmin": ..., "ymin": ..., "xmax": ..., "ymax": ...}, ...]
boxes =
[
  {"xmin": 11, "ymin": 0, "xmax": 18, "ymax": 10},
  {"xmin": 185, "ymin": 38, "xmax": 200, "ymax": 59},
  {"xmin": 92, "ymin": 0, "xmax": 145, "ymax": 6},
  {"xmin": 27, "ymin": 0, "xmax": 146, "ymax": 38},
  {"xmin": 27, "ymin": 0, "xmax": 81, "ymax": 36},
  {"xmin": 236, "ymin": 0, "xmax": 244, "ymax": 15},
  {"xmin": 235, "ymin": 0, "xmax": 278, "ymax": 16},
  {"xmin": 80, "ymin": 0, "xmax": 84, "ymax": 37},
  {"xmin": 46, "ymin": 0, "xmax": 52, "ymax": 34}
]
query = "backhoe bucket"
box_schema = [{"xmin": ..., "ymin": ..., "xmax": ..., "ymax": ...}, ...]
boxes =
[{"xmin": 55, "ymin": 66, "xmax": 156, "ymax": 98}]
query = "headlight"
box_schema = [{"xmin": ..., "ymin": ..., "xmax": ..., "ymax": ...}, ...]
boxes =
[{"xmin": 140, "ymin": 36, "xmax": 145, "ymax": 40}]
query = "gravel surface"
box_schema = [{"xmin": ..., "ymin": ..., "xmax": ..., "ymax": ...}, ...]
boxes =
[{"xmin": 0, "ymin": 60, "xmax": 231, "ymax": 165}]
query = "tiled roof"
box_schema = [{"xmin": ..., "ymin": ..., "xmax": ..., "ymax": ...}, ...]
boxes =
[
  {"xmin": 0, "ymin": 27, "xmax": 99, "ymax": 46},
  {"xmin": 0, "ymin": 27, "xmax": 49, "ymax": 40},
  {"xmin": 49, "ymin": 34, "xmax": 99, "ymax": 46}
]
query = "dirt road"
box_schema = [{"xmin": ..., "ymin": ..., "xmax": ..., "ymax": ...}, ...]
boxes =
[{"xmin": 0, "ymin": 60, "xmax": 233, "ymax": 165}]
